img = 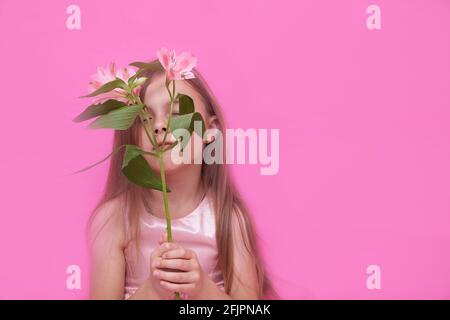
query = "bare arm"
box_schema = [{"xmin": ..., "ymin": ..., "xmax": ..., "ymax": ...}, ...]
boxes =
[
  {"xmin": 87, "ymin": 197, "xmax": 126, "ymax": 299},
  {"xmin": 87, "ymin": 198, "xmax": 152, "ymax": 299},
  {"xmin": 88, "ymin": 197, "xmax": 172, "ymax": 300},
  {"xmin": 194, "ymin": 208, "xmax": 260, "ymax": 300}
]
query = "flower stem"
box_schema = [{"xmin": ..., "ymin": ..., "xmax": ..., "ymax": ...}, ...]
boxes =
[
  {"xmin": 139, "ymin": 112, "xmax": 157, "ymax": 148},
  {"xmin": 133, "ymin": 79, "xmax": 181, "ymax": 300},
  {"xmin": 157, "ymin": 151, "xmax": 172, "ymax": 241},
  {"xmin": 157, "ymin": 150, "xmax": 181, "ymax": 300},
  {"xmin": 162, "ymin": 80, "xmax": 176, "ymax": 145},
  {"xmin": 133, "ymin": 93, "xmax": 157, "ymax": 149}
]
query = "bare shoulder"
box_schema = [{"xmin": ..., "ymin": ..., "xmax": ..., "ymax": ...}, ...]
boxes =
[{"xmin": 87, "ymin": 194, "xmax": 128, "ymax": 251}]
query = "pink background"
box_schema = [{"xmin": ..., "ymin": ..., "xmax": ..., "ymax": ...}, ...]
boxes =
[{"xmin": 0, "ymin": 0, "xmax": 449, "ymax": 299}]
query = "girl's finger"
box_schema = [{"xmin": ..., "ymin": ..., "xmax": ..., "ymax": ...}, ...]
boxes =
[
  {"xmin": 161, "ymin": 242, "xmax": 179, "ymax": 250},
  {"xmin": 180, "ymin": 292, "xmax": 188, "ymax": 299},
  {"xmin": 162, "ymin": 247, "xmax": 193, "ymax": 260},
  {"xmin": 158, "ymin": 258, "xmax": 194, "ymax": 272},
  {"xmin": 154, "ymin": 269, "xmax": 198, "ymax": 284},
  {"xmin": 160, "ymin": 280, "xmax": 195, "ymax": 293},
  {"xmin": 151, "ymin": 242, "xmax": 178, "ymax": 260}
]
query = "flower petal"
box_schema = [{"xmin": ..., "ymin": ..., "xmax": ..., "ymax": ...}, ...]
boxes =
[
  {"xmin": 157, "ymin": 47, "xmax": 171, "ymax": 70},
  {"xmin": 173, "ymin": 52, "xmax": 197, "ymax": 73}
]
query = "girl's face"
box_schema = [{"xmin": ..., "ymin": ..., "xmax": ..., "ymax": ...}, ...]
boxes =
[{"xmin": 139, "ymin": 72, "xmax": 217, "ymax": 174}]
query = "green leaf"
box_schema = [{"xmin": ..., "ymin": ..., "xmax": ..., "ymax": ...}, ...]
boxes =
[
  {"xmin": 190, "ymin": 112, "xmax": 206, "ymax": 136},
  {"xmin": 82, "ymin": 78, "xmax": 128, "ymax": 98},
  {"xmin": 169, "ymin": 112, "xmax": 205, "ymax": 150},
  {"xmin": 134, "ymin": 77, "xmax": 148, "ymax": 87},
  {"xmin": 73, "ymin": 99, "xmax": 126, "ymax": 123},
  {"xmin": 121, "ymin": 144, "xmax": 168, "ymax": 191},
  {"xmin": 129, "ymin": 61, "xmax": 164, "ymax": 80},
  {"xmin": 88, "ymin": 104, "xmax": 143, "ymax": 130},
  {"xmin": 127, "ymin": 73, "xmax": 138, "ymax": 86},
  {"xmin": 67, "ymin": 144, "xmax": 127, "ymax": 175},
  {"xmin": 129, "ymin": 61, "xmax": 164, "ymax": 72},
  {"xmin": 128, "ymin": 74, "xmax": 147, "ymax": 90},
  {"xmin": 169, "ymin": 112, "xmax": 206, "ymax": 134},
  {"xmin": 169, "ymin": 113, "xmax": 194, "ymax": 132},
  {"xmin": 177, "ymin": 93, "xmax": 195, "ymax": 114},
  {"xmin": 122, "ymin": 144, "xmax": 156, "ymax": 167}
]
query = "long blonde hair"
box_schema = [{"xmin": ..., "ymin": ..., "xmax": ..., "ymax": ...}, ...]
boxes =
[{"xmin": 87, "ymin": 59, "xmax": 279, "ymax": 299}]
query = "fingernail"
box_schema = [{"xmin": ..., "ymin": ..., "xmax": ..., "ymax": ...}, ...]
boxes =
[{"xmin": 153, "ymin": 270, "xmax": 159, "ymax": 277}]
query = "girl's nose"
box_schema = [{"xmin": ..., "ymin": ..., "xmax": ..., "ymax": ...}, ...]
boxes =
[
  {"xmin": 153, "ymin": 126, "xmax": 167, "ymax": 135},
  {"xmin": 152, "ymin": 115, "xmax": 168, "ymax": 134}
]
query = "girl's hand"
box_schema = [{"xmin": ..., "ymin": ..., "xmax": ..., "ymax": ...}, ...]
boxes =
[
  {"xmin": 148, "ymin": 234, "xmax": 181, "ymax": 300},
  {"xmin": 153, "ymin": 232, "xmax": 206, "ymax": 299}
]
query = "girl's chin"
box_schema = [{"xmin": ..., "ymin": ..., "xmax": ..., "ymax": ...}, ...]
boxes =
[
  {"xmin": 146, "ymin": 151, "xmax": 195, "ymax": 173},
  {"xmin": 147, "ymin": 157, "xmax": 181, "ymax": 173}
]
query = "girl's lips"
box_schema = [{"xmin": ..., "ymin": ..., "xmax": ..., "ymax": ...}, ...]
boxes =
[{"xmin": 154, "ymin": 141, "xmax": 175, "ymax": 149}]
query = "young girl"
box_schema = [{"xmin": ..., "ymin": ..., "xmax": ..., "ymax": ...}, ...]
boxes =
[{"xmin": 87, "ymin": 60, "xmax": 278, "ymax": 300}]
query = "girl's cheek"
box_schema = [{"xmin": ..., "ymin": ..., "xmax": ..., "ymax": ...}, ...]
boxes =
[
  {"xmin": 189, "ymin": 133, "xmax": 205, "ymax": 163},
  {"xmin": 139, "ymin": 129, "xmax": 153, "ymax": 150},
  {"xmin": 169, "ymin": 134, "xmax": 203, "ymax": 165}
]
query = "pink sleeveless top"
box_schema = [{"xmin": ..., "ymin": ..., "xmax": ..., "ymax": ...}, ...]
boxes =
[{"xmin": 123, "ymin": 194, "xmax": 225, "ymax": 299}]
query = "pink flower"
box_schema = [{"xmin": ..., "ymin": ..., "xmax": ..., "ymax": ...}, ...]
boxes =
[
  {"xmin": 88, "ymin": 62, "xmax": 138, "ymax": 104},
  {"xmin": 157, "ymin": 47, "xmax": 197, "ymax": 80}
]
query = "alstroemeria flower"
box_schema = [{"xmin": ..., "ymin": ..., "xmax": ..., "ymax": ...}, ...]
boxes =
[
  {"xmin": 157, "ymin": 47, "xmax": 197, "ymax": 80},
  {"xmin": 88, "ymin": 62, "xmax": 139, "ymax": 104}
]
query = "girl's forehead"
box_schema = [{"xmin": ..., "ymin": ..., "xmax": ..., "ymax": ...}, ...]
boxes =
[{"xmin": 144, "ymin": 75, "xmax": 198, "ymax": 106}]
